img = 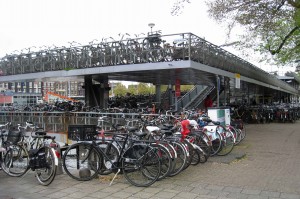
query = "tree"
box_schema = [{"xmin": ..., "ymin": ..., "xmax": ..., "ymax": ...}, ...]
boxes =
[
  {"xmin": 171, "ymin": 0, "xmax": 191, "ymax": 16},
  {"xmin": 127, "ymin": 84, "xmax": 138, "ymax": 95},
  {"xmin": 180, "ymin": 85, "xmax": 194, "ymax": 91},
  {"xmin": 172, "ymin": 0, "xmax": 300, "ymax": 66},
  {"xmin": 112, "ymin": 83, "xmax": 127, "ymax": 96},
  {"xmin": 207, "ymin": 0, "xmax": 300, "ymax": 65},
  {"xmin": 137, "ymin": 83, "xmax": 151, "ymax": 95}
]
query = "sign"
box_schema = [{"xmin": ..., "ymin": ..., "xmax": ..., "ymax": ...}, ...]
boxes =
[
  {"xmin": 235, "ymin": 73, "xmax": 240, "ymax": 89},
  {"xmin": 175, "ymin": 79, "xmax": 181, "ymax": 97}
]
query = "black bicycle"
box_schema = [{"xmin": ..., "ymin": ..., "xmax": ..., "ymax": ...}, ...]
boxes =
[
  {"xmin": 1, "ymin": 125, "xmax": 58, "ymax": 186},
  {"xmin": 62, "ymin": 126, "xmax": 161, "ymax": 187}
]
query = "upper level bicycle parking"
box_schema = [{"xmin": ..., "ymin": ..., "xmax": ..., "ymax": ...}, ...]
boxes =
[{"xmin": 0, "ymin": 32, "xmax": 297, "ymax": 95}]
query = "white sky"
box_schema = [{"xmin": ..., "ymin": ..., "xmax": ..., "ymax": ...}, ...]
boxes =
[{"xmin": 0, "ymin": 0, "xmax": 294, "ymax": 75}]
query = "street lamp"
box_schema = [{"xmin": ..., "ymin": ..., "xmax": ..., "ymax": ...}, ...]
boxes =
[{"xmin": 148, "ymin": 23, "xmax": 155, "ymax": 35}]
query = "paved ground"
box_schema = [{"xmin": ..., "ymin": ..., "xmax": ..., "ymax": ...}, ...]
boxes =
[{"xmin": 1, "ymin": 121, "xmax": 300, "ymax": 199}]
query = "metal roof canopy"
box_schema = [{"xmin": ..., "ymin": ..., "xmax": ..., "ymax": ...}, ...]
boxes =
[{"xmin": 0, "ymin": 60, "xmax": 298, "ymax": 95}]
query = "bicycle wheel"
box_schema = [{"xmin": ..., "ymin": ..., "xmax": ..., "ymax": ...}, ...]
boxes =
[
  {"xmin": 97, "ymin": 142, "xmax": 120, "ymax": 175},
  {"xmin": 62, "ymin": 143, "xmax": 103, "ymax": 181},
  {"xmin": 197, "ymin": 131, "xmax": 212, "ymax": 156},
  {"xmin": 122, "ymin": 144, "xmax": 161, "ymax": 187},
  {"xmin": 188, "ymin": 131, "xmax": 211, "ymax": 159},
  {"xmin": 1, "ymin": 144, "xmax": 29, "ymax": 177},
  {"xmin": 228, "ymin": 126, "xmax": 242, "ymax": 145},
  {"xmin": 35, "ymin": 146, "xmax": 58, "ymax": 186},
  {"xmin": 161, "ymin": 142, "xmax": 177, "ymax": 176},
  {"xmin": 182, "ymin": 139, "xmax": 193, "ymax": 170},
  {"xmin": 206, "ymin": 129, "xmax": 222, "ymax": 156},
  {"xmin": 190, "ymin": 146, "xmax": 201, "ymax": 165},
  {"xmin": 217, "ymin": 129, "xmax": 235, "ymax": 156},
  {"xmin": 239, "ymin": 126, "xmax": 246, "ymax": 142},
  {"xmin": 152, "ymin": 143, "xmax": 172, "ymax": 180},
  {"xmin": 168, "ymin": 141, "xmax": 187, "ymax": 177}
]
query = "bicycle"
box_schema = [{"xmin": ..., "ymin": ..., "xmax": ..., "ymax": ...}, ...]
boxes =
[
  {"xmin": 0, "ymin": 122, "xmax": 11, "ymax": 170},
  {"xmin": 199, "ymin": 116, "xmax": 234, "ymax": 156},
  {"xmin": 1, "ymin": 125, "xmax": 58, "ymax": 186},
  {"xmin": 62, "ymin": 124, "xmax": 161, "ymax": 187}
]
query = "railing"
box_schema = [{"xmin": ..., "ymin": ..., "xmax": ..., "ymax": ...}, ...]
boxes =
[
  {"xmin": 0, "ymin": 111, "xmax": 147, "ymax": 133},
  {"xmin": 186, "ymin": 86, "xmax": 215, "ymax": 109},
  {"xmin": 176, "ymin": 85, "xmax": 207, "ymax": 110},
  {"xmin": 0, "ymin": 111, "xmax": 160, "ymax": 144},
  {"xmin": 0, "ymin": 32, "xmax": 192, "ymax": 75},
  {"xmin": 0, "ymin": 32, "xmax": 297, "ymax": 94}
]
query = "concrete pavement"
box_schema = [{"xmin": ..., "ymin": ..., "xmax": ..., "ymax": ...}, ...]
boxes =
[{"xmin": 1, "ymin": 121, "xmax": 300, "ymax": 199}]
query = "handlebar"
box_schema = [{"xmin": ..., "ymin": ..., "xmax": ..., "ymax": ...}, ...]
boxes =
[{"xmin": 31, "ymin": 135, "xmax": 55, "ymax": 140}]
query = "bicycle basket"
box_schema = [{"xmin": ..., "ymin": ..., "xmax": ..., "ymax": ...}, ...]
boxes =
[
  {"xmin": 6, "ymin": 130, "xmax": 22, "ymax": 144},
  {"xmin": 68, "ymin": 125, "xmax": 97, "ymax": 141}
]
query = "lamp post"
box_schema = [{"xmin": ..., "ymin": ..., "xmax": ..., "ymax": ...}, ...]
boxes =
[{"xmin": 148, "ymin": 23, "xmax": 155, "ymax": 35}]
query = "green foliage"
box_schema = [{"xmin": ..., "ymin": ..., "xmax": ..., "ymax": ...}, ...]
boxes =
[
  {"xmin": 111, "ymin": 83, "xmax": 127, "ymax": 96},
  {"xmin": 111, "ymin": 83, "xmax": 156, "ymax": 96},
  {"xmin": 181, "ymin": 85, "xmax": 194, "ymax": 91},
  {"xmin": 294, "ymin": 8, "xmax": 300, "ymax": 26},
  {"xmin": 64, "ymin": 67, "xmax": 73, "ymax": 71},
  {"xmin": 127, "ymin": 84, "xmax": 137, "ymax": 95},
  {"xmin": 137, "ymin": 83, "xmax": 150, "ymax": 95},
  {"xmin": 204, "ymin": 0, "xmax": 300, "ymax": 66},
  {"xmin": 110, "ymin": 83, "xmax": 194, "ymax": 96}
]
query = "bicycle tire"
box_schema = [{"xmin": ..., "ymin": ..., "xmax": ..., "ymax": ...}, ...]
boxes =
[
  {"xmin": 122, "ymin": 144, "xmax": 160, "ymax": 187},
  {"xmin": 206, "ymin": 130, "xmax": 222, "ymax": 156},
  {"xmin": 168, "ymin": 141, "xmax": 187, "ymax": 177},
  {"xmin": 152, "ymin": 143, "xmax": 172, "ymax": 180},
  {"xmin": 1, "ymin": 144, "xmax": 29, "ymax": 177},
  {"xmin": 35, "ymin": 146, "xmax": 57, "ymax": 186},
  {"xmin": 190, "ymin": 147, "xmax": 201, "ymax": 165},
  {"xmin": 239, "ymin": 126, "xmax": 246, "ymax": 142},
  {"xmin": 189, "ymin": 131, "xmax": 211, "ymax": 158},
  {"xmin": 62, "ymin": 142, "xmax": 103, "ymax": 181},
  {"xmin": 197, "ymin": 131, "xmax": 212, "ymax": 156},
  {"xmin": 229, "ymin": 126, "xmax": 242, "ymax": 145},
  {"xmin": 217, "ymin": 129, "xmax": 235, "ymax": 156},
  {"xmin": 182, "ymin": 139, "xmax": 193, "ymax": 170},
  {"xmin": 97, "ymin": 142, "xmax": 120, "ymax": 175},
  {"xmin": 160, "ymin": 142, "xmax": 177, "ymax": 176}
]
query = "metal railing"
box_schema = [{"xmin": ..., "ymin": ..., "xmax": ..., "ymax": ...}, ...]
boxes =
[
  {"xmin": 0, "ymin": 111, "xmax": 146, "ymax": 133},
  {"xmin": 176, "ymin": 85, "xmax": 206, "ymax": 109},
  {"xmin": 0, "ymin": 32, "xmax": 298, "ymax": 94}
]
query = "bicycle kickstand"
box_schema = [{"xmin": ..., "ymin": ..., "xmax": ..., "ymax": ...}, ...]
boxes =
[{"xmin": 109, "ymin": 169, "xmax": 120, "ymax": 186}]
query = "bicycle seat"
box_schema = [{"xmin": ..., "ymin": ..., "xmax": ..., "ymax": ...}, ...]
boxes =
[
  {"xmin": 212, "ymin": 121, "xmax": 220, "ymax": 125},
  {"xmin": 126, "ymin": 126, "xmax": 138, "ymax": 133},
  {"xmin": 160, "ymin": 124, "xmax": 174, "ymax": 130},
  {"xmin": 133, "ymin": 131, "xmax": 148, "ymax": 137},
  {"xmin": 0, "ymin": 129, "xmax": 8, "ymax": 135},
  {"xmin": 35, "ymin": 131, "xmax": 47, "ymax": 136},
  {"xmin": 160, "ymin": 130, "xmax": 173, "ymax": 136}
]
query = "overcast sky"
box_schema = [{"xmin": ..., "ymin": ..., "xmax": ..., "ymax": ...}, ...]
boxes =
[{"xmin": 0, "ymin": 0, "xmax": 294, "ymax": 74}]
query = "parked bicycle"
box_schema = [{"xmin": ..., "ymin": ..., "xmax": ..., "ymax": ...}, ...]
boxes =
[
  {"xmin": 1, "ymin": 123, "xmax": 59, "ymax": 186},
  {"xmin": 62, "ymin": 123, "xmax": 161, "ymax": 187}
]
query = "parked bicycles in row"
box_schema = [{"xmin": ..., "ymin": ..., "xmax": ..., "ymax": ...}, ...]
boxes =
[{"xmin": 61, "ymin": 111, "xmax": 245, "ymax": 187}]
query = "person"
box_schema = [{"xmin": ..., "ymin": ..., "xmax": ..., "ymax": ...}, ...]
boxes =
[
  {"xmin": 204, "ymin": 95, "xmax": 213, "ymax": 111},
  {"xmin": 180, "ymin": 119, "xmax": 198, "ymax": 139}
]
